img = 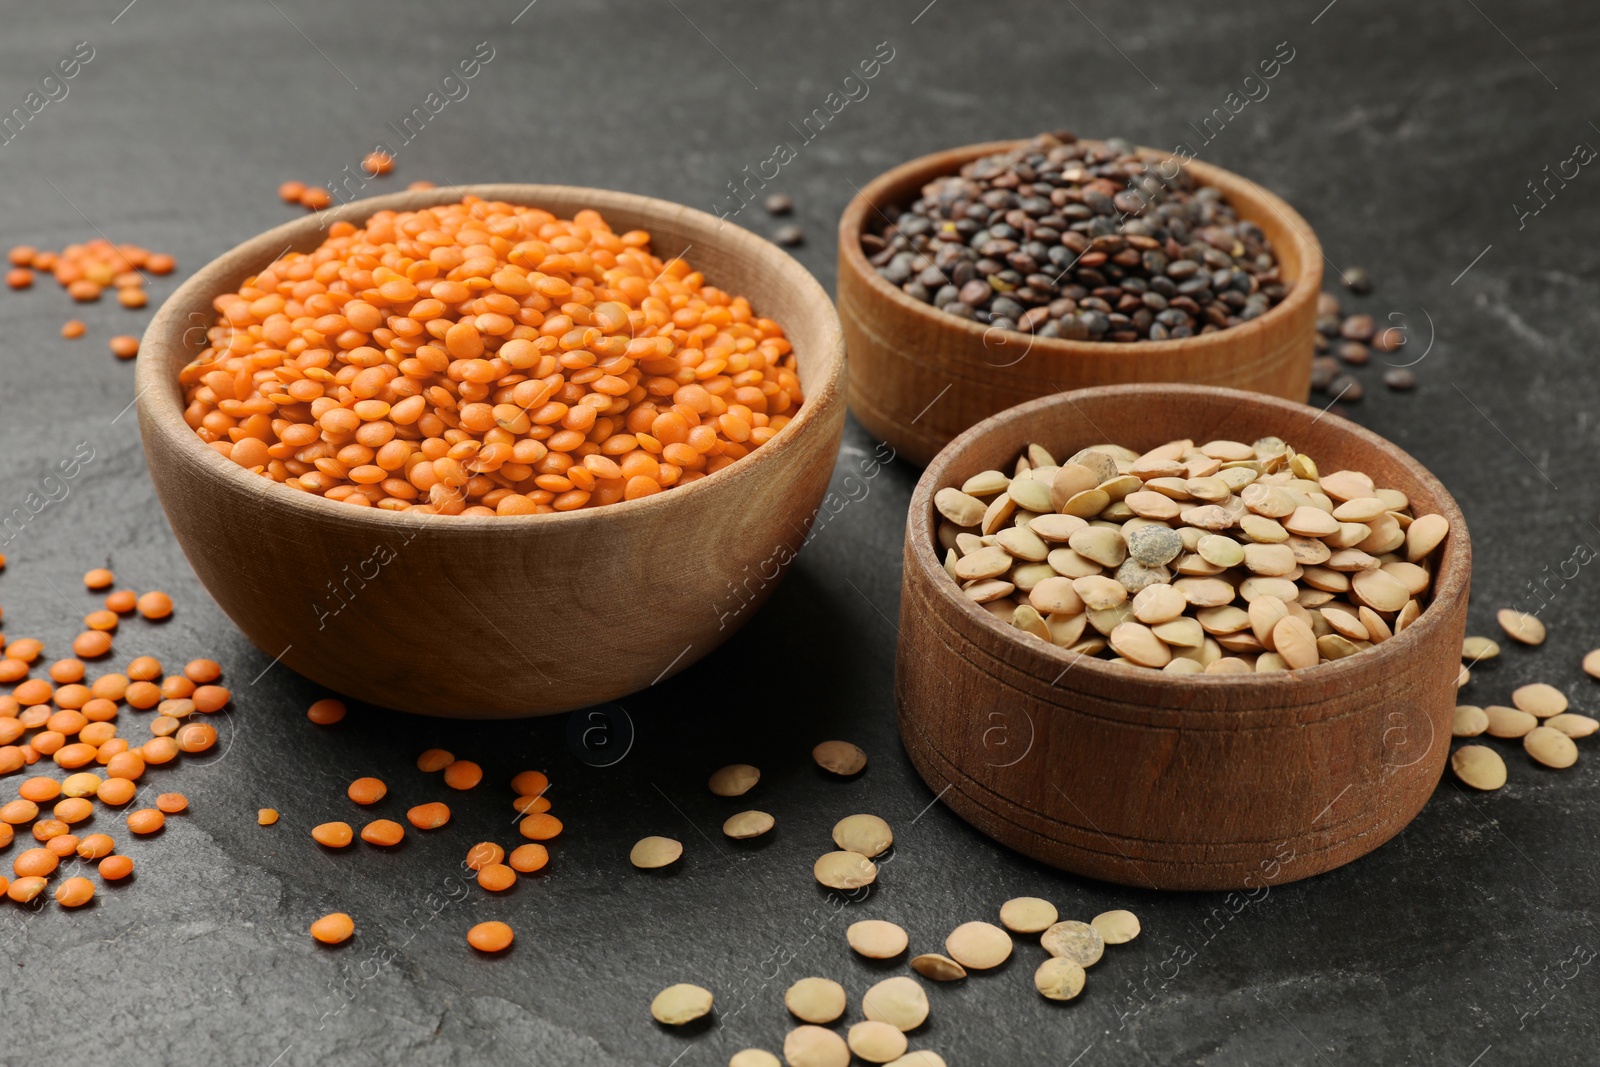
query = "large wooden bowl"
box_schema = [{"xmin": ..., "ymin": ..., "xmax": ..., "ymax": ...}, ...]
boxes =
[
  {"xmin": 840, "ymin": 140, "xmax": 1322, "ymax": 466},
  {"xmin": 137, "ymin": 185, "xmax": 846, "ymax": 718},
  {"xmin": 898, "ymin": 384, "xmax": 1470, "ymax": 890}
]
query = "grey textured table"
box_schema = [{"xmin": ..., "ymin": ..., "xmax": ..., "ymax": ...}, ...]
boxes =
[{"xmin": 2, "ymin": 2, "xmax": 1598, "ymax": 1064}]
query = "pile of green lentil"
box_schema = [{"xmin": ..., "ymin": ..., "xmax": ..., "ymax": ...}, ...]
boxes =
[{"xmin": 861, "ymin": 133, "xmax": 1288, "ymax": 341}]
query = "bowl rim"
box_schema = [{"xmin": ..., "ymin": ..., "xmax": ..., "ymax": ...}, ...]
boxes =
[
  {"xmin": 838, "ymin": 137, "xmax": 1323, "ymax": 359},
  {"xmin": 136, "ymin": 183, "xmax": 846, "ymax": 534},
  {"xmin": 907, "ymin": 382, "xmax": 1472, "ymax": 689}
]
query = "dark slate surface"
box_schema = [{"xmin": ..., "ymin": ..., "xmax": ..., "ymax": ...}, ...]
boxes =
[{"xmin": 1, "ymin": 2, "xmax": 1597, "ymax": 1064}]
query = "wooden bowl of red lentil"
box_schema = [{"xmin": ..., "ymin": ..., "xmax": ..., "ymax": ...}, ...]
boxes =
[
  {"xmin": 137, "ymin": 185, "xmax": 845, "ymax": 717},
  {"xmin": 898, "ymin": 384, "xmax": 1471, "ymax": 890},
  {"xmin": 839, "ymin": 139, "xmax": 1322, "ymax": 467}
]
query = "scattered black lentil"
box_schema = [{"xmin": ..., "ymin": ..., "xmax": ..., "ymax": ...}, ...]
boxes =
[{"xmin": 862, "ymin": 133, "xmax": 1290, "ymax": 342}]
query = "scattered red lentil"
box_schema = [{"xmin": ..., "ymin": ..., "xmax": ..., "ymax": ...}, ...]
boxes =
[
  {"xmin": 97, "ymin": 779, "xmax": 136, "ymax": 805},
  {"xmin": 162, "ymin": 675, "xmax": 194, "ymax": 699},
  {"xmin": 19, "ymin": 777, "xmax": 61, "ymax": 802},
  {"xmin": 176, "ymin": 722, "xmax": 218, "ymax": 752},
  {"xmin": 360, "ymin": 819, "xmax": 404, "ymax": 846},
  {"xmin": 61, "ymin": 320, "xmax": 86, "ymax": 339},
  {"xmin": 310, "ymin": 912, "xmax": 355, "ymax": 944},
  {"xmin": 55, "ymin": 876, "xmax": 95, "ymax": 907},
  {"xmin": 193, "ymin": 685, "xmax": 230, "ymax": 713},
  {"xmin": 13, "ymin": 847, "xmax": 58, "ymax": 878},
  {"xmin": 73, "ymin": 631, "xmax": 113, "ymax": 658},
  {"xmin": 518, "ymin": 813, "xmax": 562, "ymax": 841},
  {"xmin": 1, "ymin": 799, "xmax": 40, "ymax": 824},
  {"xmin": 442, "ymin": 759, "xmax": 483, "ymax": 791},
  {"xmin": 98, "ymin": 854, "xmax": 134, "ymax": 880},
  {"xmin": 77, "ymin": 833, "xmax": 114, "ymax": 859},
  {"xmin": 405, "ymin": 802, "xmax": 450, "ymax": 830},
  {"xmin": 33, "ymin": 819, "xmax": 69, "ymax": 841},
  {"xmin": 258, "ymin": 808, "xmax": 280, "ymax": 826},
  {"xmin": 307, "ymin": 698, "xmax": 346, "ymax": 725},
  {"xmin": 477, "ymin": 863, "xmax": 515, "ymax": 892},
  {"xmin": 127, "ymin": 809, "xmax": 165, "ymax": 834},
  {"xmin": 300, "ymin": 187, "xmax": 332, "ymax": 211},
  {"xmin": 83, "ymin": 568, "xmax": 114, "ymax": 590},
  {"xmin": 507, "ymin": 843, "xmax": 548, "ymax": 873},
  {"xmin": 104, "ymin": 590, "xmax": 137, "ymax": 614},
  {"xmin": 279, "ymin": 181, "xmax": 307, "ymax": 203},
  {"xmin": 7, "ymin": 876, "xmax": 47, "ymax": 903},
  {"xmin": 467, "ymin": 921, "xmax": 513, "ymax": 952},
  {"xmin": 155, "ymin": 792, "xmax": 188, "ymax": 813},
  {"xmin": 465, "ymin": 842, "xmax": 504, "ymax": 870},
  {"xmin": 184, "ymin": 658, "xmax": 222, "ymax": 683},
  {"xmin": 53, "ymin": 798, "xmax": 93, "ymax": 824},
  {"xmin": 347, "ymin": 777, "xmax": 387, "ymax": 805},
  {"xmin": 127, "ymin": 656, "xmax": 162, "ymax": 681},
  {"xmin": 179, "ymin": 197, "xmax": 800, "ymax": 515},
  {"xmin": 136, "ymin": 591, "xmax": 173, "ymax": 620},
  {"xmin": 109, "ymin": 335, "xmax": 140, "ymax": 359},
  {"xmin": 46, "ymin": 834, "xmax": 81, "ymax": 858},
  {"xmin": 407, "ymin": 180, "xmax": 437, "ymax": 191},
  {"xmin": 6, "ymin": 268, "xmax": 32, "ymax": 289},
  {"xmin": 312, "ymin": 821, "xmax": 354, "ymax": 848},
  {"xmin": 362, "ymin": 151, "xmax": 395, "ymax": 176},
  {"xmin": 416, "ymin": 748, "xmax": 454, "ymax": 772},
  {"xmin": 510, "ymin": 770, "xmax": 549, "ymax": 795},
  {"xmin": 142, "ymin": 737, "xmax": 179, "ymax": 764}
]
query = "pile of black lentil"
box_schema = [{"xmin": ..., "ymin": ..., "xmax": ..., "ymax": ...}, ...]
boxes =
[{"xmin": 861, "ymin": 133, "xmax": 1290, "ymax": 342}]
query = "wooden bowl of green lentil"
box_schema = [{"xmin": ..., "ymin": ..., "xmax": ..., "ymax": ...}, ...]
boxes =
[
  {"xmin": 839, "ymin": 139, "xmax": 1322, "ymax": 467},
  {"xmin": 136, "ymin": 184, "xmax": 846, "ymax": 717},
  {"xmin": 897, "ymin": 383, "xmax": 1471, "ymax": 891}
]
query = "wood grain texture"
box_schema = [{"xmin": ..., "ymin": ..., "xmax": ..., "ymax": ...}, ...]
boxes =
[
  {"xmin": 897, "ymin": 385, "xmax": 1471, "ymax": 890},
  {"xmin": 136, "ymin": 185, "xmax": 846, "ymax": 718},
  {"xmin": 839, "ymin": 140, "xmax": 1322, "ymax": 467}
]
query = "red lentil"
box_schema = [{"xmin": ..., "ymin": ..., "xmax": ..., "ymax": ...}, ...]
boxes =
[
  {"xmin": 33, "ymin": 819, "xmax": 69, "ymax": 841},
  {"xmin": 96, "ymin": 778, "xmax": 136, "ymax": 805},
  {"xmin": 477, "ymin": 863, "xmax": 515, "ymax": 891},
  {"xmin": 155, "ymin": 792, "xmax": 188, "ymax": 813},
  {"xmin": 310, "ymin": 912, "xmax": 354, "ymax": 944},
  {"xmin": 0, "ymin": 799, "xmax": 39, "ymax": 824},
  {"xmin": 193, "ymin": 685, "xmax": 230, "ymax": 712},
  {"xmin": 53, "ymin": 798, "xmax": 93, "ymax": 824},
  {"xmin": 127, "ymin": 656, "xmax": 162, "ymax": 681},
  {"xmin": 49, "ymin": 658, "xmax": 86, "ymax": 683},
  {"xmin": 98, "ymin": 854, "xmax": 134, "ymax": 880},
  {"xmin": 512, "ymin": 794, "xmax": 551, "ymax": 815},
  {"xmin": 110, "ymin": 336, "xmax": 141, "ymax": 359},
  {"xmin": 104, "ymin": 590, "xmax": 137, "ymax": 614},
  {"xmin": 6, "ymin": 268, "xmax": 32, "ymax": 289},
  {"xmin": 312, "ymin": 821, "xmax": 354, "ymax": 847},
  {"xmin": 279, "ymin": 181, "xmax": 307, "ymax": 203},
  {"xmin": 176, "ymin": 722, "xmax": 217, "ymax": 753},
  {"xmin": 7, "ymin": 876, "xmax": 47, "ymax": 903},
  {"xmin": 161, "ymin": 675, "xmax": 194, "ymax": 699},
  {"xmin": 465, "ymin": 842, "xmax": 504, "ymax": 870},
  {"xmin": 127, "ymin": 809, "xmax": 165, "ymax": 834},
  {"xmin": 55, "ymin": 876, "xmax": 95, "ymax": 907},
  {"xmin": 125, "ymin": 681, "xmax": 161, "ymax": 708},
  {"xmin": 442, "ymin": 759, "xmax": 482, "ymax": 791},
  {"xmin": 105, "ymin": 751, "xmax": 145, "ymax": 781},
  {"xmin": 360, "ymin": 819, "xmax": 404, "ymax": 846},
  {"xmin": 47, "ymin": 834, "xmax": 81, "ymax": 858},
  {"xmin": 362, "ymin": 151, "xmax": 395, "ymax": 176},
  {"xmin": 73, "ymin": 631, "xmax": 113, "ymax": 658},
  {"xmin": 136, "ymin": 591, "xmax": 173, "ymax": 620},
  {"xmin": 518, "ymin": 813, "xmax": 562, "ymax": 841},
  {"xmin": 84, "ymin": 568, "xmax": 115, "ymax": 590},
  {"xmin": 77, "ymin": 833, "xmax": 115, "ymax": 859},
  {"xmin": 180, "ymin": 197, "xmax": 800, "ymax": 515},
  {"xmin": 61, "ymin": 320, "xmax": 86, "ymax": 339},
  {"xmin": 467, "ymin": 921, "xmax": 513, "ymax": 952},
  {"xmin": 300, "ymin": 187, "xmax": 331, "ymax": 211},
  {"xmin": 14, "ymin": 847, "xmax": 57, "ymax": 878},
  {"xmin": 184, "ymin": 658, "xmax": 222, "ymax": 683},
  {"xmin": 19, "ymin": 777, "xmax": 61, "ymax": 802},
  {"xmin": 405, "ymin": 802, "xmax": 450, "ymax": 830},
  {"xmin": 416, "ymin": 748, "xmax": 453, "ymax": 772},
  {"xmin": 510, "ymin": 770, "xmax": 549, "ymax": 795},
  {"xmin": 142, "ymin": 737, "xmax": 179, "ymax": 764},
  {"xmin": 258, "ymin": 808, "xmax": 279, "ymax": 826},
  {"xmin": 307, "ymin": 698, "xmax": 346, "ymax": 725},
  {"xmin": 347, "ymin": 777, "xmax": 387, "ymax": 805},
  {"xmin": 507, "ymin": 843, "xmax": 548, "ymax": 873}
]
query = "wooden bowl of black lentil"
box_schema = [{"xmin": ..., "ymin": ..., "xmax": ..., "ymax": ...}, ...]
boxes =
[{"xmin": 839, "ymin": 135, "xmax": 1322, "ymax": 466}]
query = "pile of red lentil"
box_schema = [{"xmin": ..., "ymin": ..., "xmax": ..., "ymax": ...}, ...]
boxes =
[
  {"xmin": 0, "ymin": 561, "xmax": 223, "ymax": 910},
  {"xmin": 181, "ymin": 196, "xmax": 802, "ymax": 515}
]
